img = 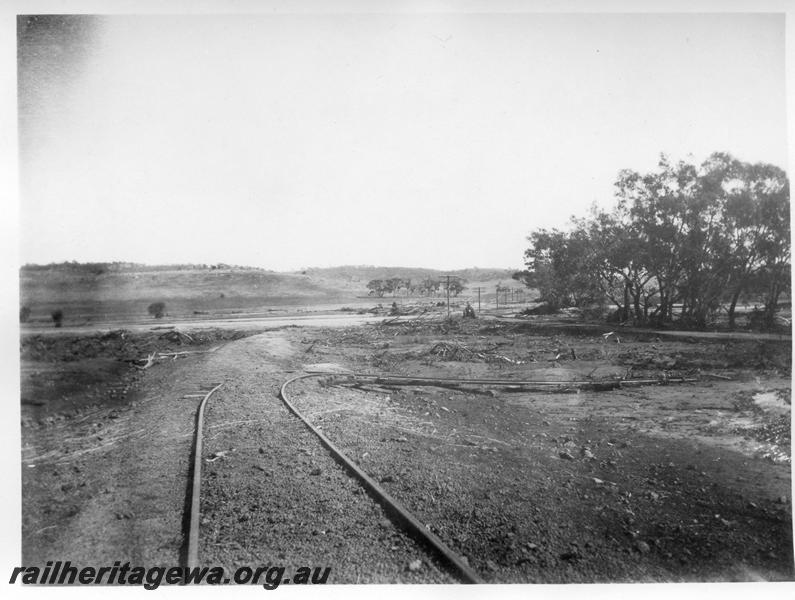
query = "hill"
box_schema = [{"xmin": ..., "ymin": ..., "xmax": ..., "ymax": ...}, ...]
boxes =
[
  {"xmin": 19, "ymin": 262, "xmax": 526, "ymax": 323},
  {"xmin": 299, "ymin": 265, "xmax": 517, "ymax": 291}
]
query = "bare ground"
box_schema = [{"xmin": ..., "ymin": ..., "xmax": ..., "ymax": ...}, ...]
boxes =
[{"xmin": 19, "ymin": 318, "xmax": 793, "ymax": 583}]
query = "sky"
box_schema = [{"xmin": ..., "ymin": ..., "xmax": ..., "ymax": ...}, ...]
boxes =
[{"xmin": 16, "ymin": 9, "xmax": 789, "ymax": 271}]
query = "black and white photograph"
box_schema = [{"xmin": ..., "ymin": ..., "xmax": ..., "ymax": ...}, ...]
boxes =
[{"xmin": 4, "ymin": 0, "xmax": 794, "ymax": 593}]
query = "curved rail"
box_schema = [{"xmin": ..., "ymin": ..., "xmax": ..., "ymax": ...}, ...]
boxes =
[
  {"xmin": 186, "ymin": 382, "xmax": 224, "ymax": 569},
  {"xmin": 280, "ymin": 374, "xmax": 485, "ymax": 584}
]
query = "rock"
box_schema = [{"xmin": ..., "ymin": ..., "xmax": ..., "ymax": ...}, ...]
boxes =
[
  {"xmin": 581, "ymin": 447, "xmax": 596, "ymax": 460},
  {"xmin": 396, "ymin": 436, "xmax": 408, "ymax": 443},
  {"xmin": 408, "ymin": 559, "xmax": 422, "ymax": 572},
  {"xmin": 778, "ymin": 496, "xmax": 788, "ymax": 504},
  {"xmin": 635, "ymin": 541, "xmax": 651, "ymax": 554},
  {"xmin": 485, "ymin": 559, "xmax": 498, "ymax": 571},
  {"xmin": 559, "ymin": 551, "xmax": 580, "ymax": 561},
  {"xmin": 381, "ymin": 475, "xmax": 395, "ymax": 483},
  {"xmin": 258, "ymin": 447, "xmax": 266, "ymax": 454},
  {"xmin": 559, "ymin": 451, "xmax": 575, "ymax": 461},
  {"xmin": 309, "ymin": 467, "xmax": 322, "ymax": 476},
  {"xmin": 378, "ymin": 519, "xmax": 391, "ymax": 529}
]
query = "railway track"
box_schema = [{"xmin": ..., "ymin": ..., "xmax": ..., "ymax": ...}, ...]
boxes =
[
  {"xmin": 279, "ymin": 373, "xmax": 484, "ymax": 584},
  {"xmin": 185, "ymin": 368, "xmax": 704, "ymax": 583},
  {"xmin": 182, "ymin": 373, "xmax": 482, "ymax": 582}
]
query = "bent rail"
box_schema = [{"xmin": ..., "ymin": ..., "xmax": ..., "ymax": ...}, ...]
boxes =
[{"xmin": 279, "ymin": 373, "xmax": 485, "ymax": 584}]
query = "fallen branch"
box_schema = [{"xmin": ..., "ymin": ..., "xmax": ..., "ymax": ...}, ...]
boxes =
[
  {"xmin": 137, "ymin": 352, "xmax": 157, "ymax": 370},
  {"xmin": 704, "ymin": 372, "xmax": 733, "ymax": 381}
]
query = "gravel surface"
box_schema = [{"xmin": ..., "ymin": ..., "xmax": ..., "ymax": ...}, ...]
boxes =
[
  {"xmin": 20, "ymin": 320, "xmax": 793, "ymax": 585},
  {"xmin": 23, "ymin": 345, "xmax": 219, "ymax": 565},
  {"xmin": 198, "ymin": 333, "xmax": 455, "ymax": 583}
]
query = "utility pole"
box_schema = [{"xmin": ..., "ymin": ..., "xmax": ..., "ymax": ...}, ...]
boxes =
[
  {"xmin": 496, "ymin": 285, "xmax": 500, "ymax": 310},
  {"xmin": 472, "ymin": 287, "xmax": 484, "ymax": 314},
  {"xmin": 439, "ymin": 274, "xmax": 464, "ymax": 319},
  {"xmin": 445, "ymin": 275, "xmax": 451, "ymax": 319}
]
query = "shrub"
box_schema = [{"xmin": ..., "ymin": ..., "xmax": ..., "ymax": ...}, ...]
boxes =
[
  {"xmin": 147, "ymin": 302, "xmax": 166, "ymax": 319},
  {"xmin": 20, "ymin": 306, "xmax": 31, "ymax": 323}
]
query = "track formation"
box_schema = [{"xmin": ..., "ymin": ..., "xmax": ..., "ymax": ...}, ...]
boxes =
[{"xmin": 183, "ymin": 369, "xmax": 703, "ymax": 583}]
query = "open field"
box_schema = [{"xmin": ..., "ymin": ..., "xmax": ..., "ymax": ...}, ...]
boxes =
[
  {"xmin": 19, "ymin": 264, "xmax": 521, "ymax": 327},
  {"xmin": 19, "ymin": 299, "xmax": 793, "ymax": 583}
]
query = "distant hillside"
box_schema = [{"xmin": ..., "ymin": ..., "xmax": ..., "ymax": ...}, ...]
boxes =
[
  {"xmin": 19, "ymin": 263, "xmax": 526, "ymax": 317},
  {"xmin": 19, "ymin": 263, "xmax": 335, "ymax": 305},
  {"xmin": 300, "ymin": 265, "xmax": 518, "ymax": 290}
]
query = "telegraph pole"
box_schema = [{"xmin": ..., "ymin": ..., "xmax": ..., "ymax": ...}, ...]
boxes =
[
  {"xmin": 439, "ymin": 274, "xmax": 464, "ymax": 319},
  {"xmin": 445, "ymin": 275, "xmax": 451, "ymax": 318},
  {"xmin": 471, "ymin": 287, "xmax": 484, "ymax": 314}
]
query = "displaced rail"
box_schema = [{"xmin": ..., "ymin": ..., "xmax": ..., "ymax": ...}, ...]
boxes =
[
  {"xmin": 309, "ymin": 371, "xmax": 702, "ymax": 390},
  {"xmin": 278, "ymin": 369, "xmax": 705, "ymax": 582},
  {"xmin": 280, "ymin": 373, "xmax": 485, "ymax": 584},
  {"xmin": 185, "ymin": 369, "xmax": 701, "ymax": 576}
]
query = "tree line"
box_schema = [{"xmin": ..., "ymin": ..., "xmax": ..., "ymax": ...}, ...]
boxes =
[
  {"xmin": 366, "ymin": 277, "xmax": 465, "ymax": 297},
  {"xmin": 519, "ymin": 153, "xmax": 790, "ymax": 329}
]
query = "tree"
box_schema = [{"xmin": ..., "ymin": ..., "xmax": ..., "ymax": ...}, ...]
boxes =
[
  {"xmin": 420, "ymin": 278, "xmax": 441, "ymax": 296},
  {"xmin": 618, "ymin": 153, "xmax": 789, "ymax": 328},
  {"xmin": 445, "ymin": 278, "xmax": 466, "ymax": 296},
  {"xmin": 522, "ymin": 152, "xmax": 790, "ymax": 329},
  {"xmin": 523, "ymin": 227, "xmax": 601, "ymax": 310},
  {"xmin": 51, "ymin": 309, "xmax": 63, "ymax": 327},
  {"xmin": 366, "ymin": 280, "xmax": 385, "ymax": 297},
  {"xmin": 20, "ymin": 306, "xmax": 31, "ymax": 323},
  {"xmin": 148, "ymin": 302, "xmax": 166, "ymax": 319},
  {"xmin": 720, "ymin": 160, "xmax": 790, "ymax": 328}
]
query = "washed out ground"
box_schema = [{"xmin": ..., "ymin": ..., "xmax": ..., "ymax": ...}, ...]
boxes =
[{"xmin": 19, "ymin": 314, "xmax": 793, "ymax": 583}]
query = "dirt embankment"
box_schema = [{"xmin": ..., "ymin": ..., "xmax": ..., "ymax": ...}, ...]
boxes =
[{"xmin": 20, "ymin": 328, "xmax": 254, "ymax": 565}]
